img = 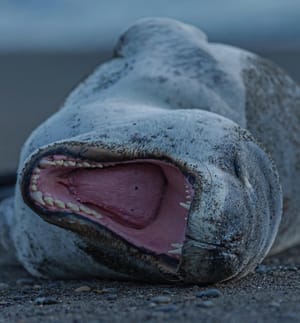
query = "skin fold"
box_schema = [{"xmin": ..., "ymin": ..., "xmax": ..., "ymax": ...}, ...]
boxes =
[{"xmin": 0, "ymin": 18, "xmax": 299, "ymax": 284}]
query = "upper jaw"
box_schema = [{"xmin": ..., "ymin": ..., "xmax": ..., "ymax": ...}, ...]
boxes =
[{"xmin": 20, "ymin": 141, "xmax": 198, "ymax": 281}]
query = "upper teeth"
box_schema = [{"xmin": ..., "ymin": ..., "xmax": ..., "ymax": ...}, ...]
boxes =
[{"xmin": 38, "ymin": 157, "xmax": 104, "ymax": 169}]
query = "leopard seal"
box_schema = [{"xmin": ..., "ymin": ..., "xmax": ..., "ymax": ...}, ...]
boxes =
[{"xmin": 0, "ymin": 18, "xmax": 299, "ymax": 284}]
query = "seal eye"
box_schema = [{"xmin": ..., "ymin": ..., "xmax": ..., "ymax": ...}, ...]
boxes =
[{"xmin": 233, "ymin": 157, "xmax": 242, "ymax": 180}]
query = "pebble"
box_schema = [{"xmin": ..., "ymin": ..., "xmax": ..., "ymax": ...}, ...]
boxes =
[
  {"xmin": 94, "ymin": 287, "xmax": 118, "ymax": 294},
  {"xmin": 74, "ymin": 286, "xmax": 91, "ymax": 293},
  {"xmin": 150, "ymin": 295, "xmax": 171, "ymax": 304},
  {"xmin": 255, "ymin": 265, "xmax": 271, "ymax": 274},
  {"xmin": 16, "ymin": 278, "xmax": 35, "ymax": 286},
  {"xmin": 0, "ymin": 283, "xmax": 10, "ymax": 290},
  {"xmin": 34, "ymin": 296, "xmax": 58, "ymax": 305},
  {"xmin": 155, "ymin": 304, "xmax": 178, "ymax": 313},
  {"xmin": 106, "ymin": 294, "xmax": 118, "ymax": 301},
  {"xmin": 197, "ymin": 300, "xmax": 215, "ymax": 308},
  {"xmin": 196, "ymin": 288, "xmax": 222, "ymax": 298}
]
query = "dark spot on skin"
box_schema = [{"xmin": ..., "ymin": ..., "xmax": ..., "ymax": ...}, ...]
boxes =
[{"xmin": 283, "ymin": 197, "xmax": 290, "ymax": 213}]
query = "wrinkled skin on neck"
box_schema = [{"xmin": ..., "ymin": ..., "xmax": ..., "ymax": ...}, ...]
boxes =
[{"xmin": 11, "ymin": 18, "xmax": 283, "ymax": 283}]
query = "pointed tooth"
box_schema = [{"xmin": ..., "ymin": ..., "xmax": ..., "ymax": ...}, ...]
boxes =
[
  {"xmin": 33, "ymin": 167, "xmax": 41, "ymax": 174},
  {"xmin": 54, "ymin": 200, "xmax": 65, "ymax": 209},
  {"xmin": 44, "ymin": 196, "xmax": 54, "ymax": 206},
  {"xmin": 55, "ymin": 160, "xmax": 64, "ymax": 166},
  {"xmin": 68, "ymin": 161, "xmax": 76, "ymax": 167},
  {"xmin": 94, "ymin": 213, "xmax": 103, "ymax": 219},
  {"xmin": 179, "ymin": 202, "xmax": 190, "ymax": 210},
  {"xmin": 31, "ymin": 184, "xmax": 37, "ymax": 192},
  {"xmin": 32, "ymin": 174, "xmax": 39, "ymax": 182},
  {"xmin": 171, "ymin": 243, "xmax": 183, "ymax": 248},
  {"xmin": 90, "ymin": 210, "xmax": 102, "ymax": 219},
  {"xmin": 39, "ymin": 159, "xmax": 55, "ymax": 168},
  {"xmin": 168, "ymin": 248, "xmax": 182, "ymax": 255},
  {"xmin": 66, "ymin": 202, "xmax": 80, "ymax": 212},
  {"xmin": 97, "ymin": 163, "xmax": 103, "ymax": 168},
  {"xmin": 82, "ymin": 162, "xmax": 91, "ymax": 167},
  {"xmin": 31, "ymin": 191, "xmax": 45, "ymax": 205},
  {"xmin": 79, "ymin": 205, "xmax": 93, "ymax": 215}
]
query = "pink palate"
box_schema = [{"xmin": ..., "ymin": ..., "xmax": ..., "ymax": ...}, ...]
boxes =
[{"xmin": 31, "ymin": 157, "xmax": 194, "ymax": 259}]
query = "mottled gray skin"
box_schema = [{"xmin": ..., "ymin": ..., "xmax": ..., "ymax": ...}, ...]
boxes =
[{"xmin": 0, "ymin": 18, "xmax": 299, "ymax": 284}]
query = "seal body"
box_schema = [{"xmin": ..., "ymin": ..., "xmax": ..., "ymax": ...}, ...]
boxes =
[{"xmin": 0, "ymin": 18, "xmax": 299, "ymax": 284}]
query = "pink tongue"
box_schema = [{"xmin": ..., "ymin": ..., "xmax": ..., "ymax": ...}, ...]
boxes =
[{"xmin": 68, "ymin": 164, "xmax": 166, "ymax": 229}]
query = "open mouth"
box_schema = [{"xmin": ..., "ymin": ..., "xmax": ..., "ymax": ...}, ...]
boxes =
[{"xmin": 27, "ymin": 154, "xmax": 194, "ymax": 261}]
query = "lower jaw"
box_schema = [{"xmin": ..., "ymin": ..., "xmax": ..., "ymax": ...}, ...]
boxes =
[{"xmin": 23, "ymin": 153, "xmax": 195, "ymax": 269}]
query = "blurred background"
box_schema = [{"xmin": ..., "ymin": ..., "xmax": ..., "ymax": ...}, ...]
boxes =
[{"xmin": 0, "ymin": 0, "xmax": 299, "ymax": 173}]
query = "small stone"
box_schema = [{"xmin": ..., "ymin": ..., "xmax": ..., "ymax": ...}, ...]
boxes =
[
  {"xmin": 184, "ymin": 295, "xmax": 196, "ymax": 301},
  {"xmin": 197, "ymin": 300, "xmax": 214, "ymax": 308},
  {"xmin": 0, "ymin": 283, "xmax": 10, "ymax": 290},
  {"xmin": 270, "ymin": 301, "xmax": 281, "ymax": 308},
  {"xmin": 74, "ymin": 285, "xmax": 91, "ymax": 293},
  {"xmin": 155, "ymin": 304, "xmax": 178, "ymax": 312},
  {"xmin": 196, "ymin": 288, "xmax": 222, "ymax": 298},
  {"xmin": 255, "ymin": 265, "xmax": 270, "ymax": 274},
  {"xmin": 106, "ymin": 294, "xmax": 118, "ymax": 301},
  {"xmin": 94, "ymin": 287, "xmax": 117, "ymax": 294},
  {"xmin": 16, "ymin": 278, "xmax": 35, "ymax": 286},
  {"xmin": 33, "ymin": 284, "xmax": 42, "ymax": 289},
  {"xmin": 150, "ymin": 296, "xmax": 171, "ymax": 304},
  {"xmin": 34, "ymin": 297, "xmax": 58, "ymax": 305}
]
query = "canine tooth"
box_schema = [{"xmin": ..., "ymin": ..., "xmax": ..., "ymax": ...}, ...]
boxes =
[
  {"xmin": 54, "ymin": 200, "xmax": 65, "ymax": 209},
  {"xmin": 171, "ymin": 243, "xmax": 183, "ymax": 248},
  {"xmin": 168, "ymin": 248, "xmax": 182, "ymax": 255},
  {"xmin": 179, "ymin": 202, "xmax": 190, "ymax": 210},
  {"xmin": 90, "ymin": 210, "xmax": 102, "ymax": 219},
  {"xmin": 66, "ymin": 202, "xmax": 80, "ymax": 212},
  {"xmin": 39, "ymin": 159, "xmax": 55, "ymax": 168},
  {"xmin": 97, "ymin": 163, "xmax": 103, "ymax": 168},
  {"xmin": 32, "ymin": 174, "xmax": 39, "ymax": 182},
  {"xmin": 55, "ymin": 160, "xmax": 64, "ymax": 166},
  {"xmin": 77, "ymin": 162, "xmax": 84, "ymax": 167},
  {"xmin": 79, "ymin": 205, "xmax": 93, "ymax": 214},
  {"xmin": 68, "ymin": 161, "xmax": 76, "ymax": 167},
  {"xmin": 94, "ymin": 213, "xmax": 103, "ymax": 219},
  {"xmin": 82, "ymin": 162, "xmax": 91, "ymax": 167},
  {"xmin": 31, "ymin": 184, "xmax": 37, "ymax": 191},
  {"xmin": 31, "ymin": 191, "xmax": 45, "ymax": 205},
  {"xmin": 33, "ymin": 167, "xmax": 41, "ymax": 174},
  {"xmin": 44, "ymin": 196, "xmax": 54, "ymax": 206}
]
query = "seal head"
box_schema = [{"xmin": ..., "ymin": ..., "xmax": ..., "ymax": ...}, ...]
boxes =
[{"xmin": 15, "ymin": 18, "xmax": 282, "ymax": 283}]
